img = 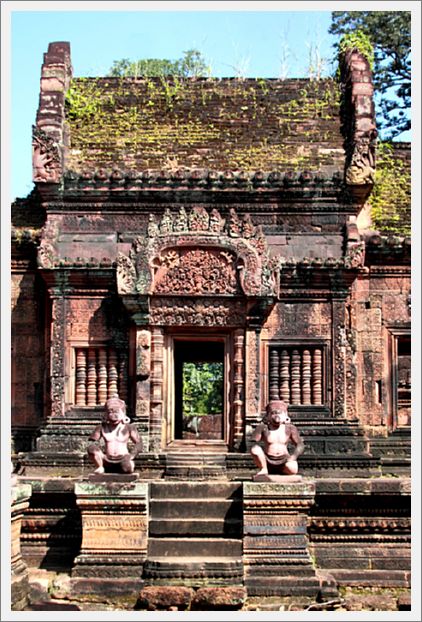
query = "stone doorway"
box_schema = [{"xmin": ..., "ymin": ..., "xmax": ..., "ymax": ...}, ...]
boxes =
[
  {"xmin": 174, "ymin": 340, "xmax": 225, "ymax": 442},
  {"xmin": 165, "ymin": 334, "xmax": 232, "ymax": 447}
]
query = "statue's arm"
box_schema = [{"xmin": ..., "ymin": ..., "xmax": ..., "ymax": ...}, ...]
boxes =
[
  {"xmin": 251, "ymin": 423, "xmax": 264, "ymax": 443},
  {"xmin": 89, "ymin": 425, "xmax": 102, "ymax": 443},
  {"xmin": 128, "ymin": 424, "xmax": 143, "ymax": 457},
  {"xmin": 289, "ymin": 424, "xmax": 305, "ymax": 460}
]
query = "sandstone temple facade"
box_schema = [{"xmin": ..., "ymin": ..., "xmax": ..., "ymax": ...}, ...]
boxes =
[{"xmin": 10, "ymin": 42, "xmax": 411, "ymax": 609}]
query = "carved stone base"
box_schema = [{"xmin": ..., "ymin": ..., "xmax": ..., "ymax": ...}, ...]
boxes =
[
  {"xmin": 143, "ymin": 558, "xmax": 244, "ymax": 587},
  {"xmin": 72, "ymin": 480, "xmax": 148, "ymax": 580},
  {"xmin": 11, "ymin": 483, "xmax": 32, "ymax": 610},
  {"xmin": 243, "ymin": 481, "xmax": 337, "ymax": 598}
]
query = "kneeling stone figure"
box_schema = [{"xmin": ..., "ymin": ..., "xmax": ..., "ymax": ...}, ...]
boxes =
[
  {"xmin": 250, "ymin": 400, "xmax": 304, "ymax": 476},
  {"xmin": 87, "ymin": 395, "xmax": 142, "ymax": 474}
]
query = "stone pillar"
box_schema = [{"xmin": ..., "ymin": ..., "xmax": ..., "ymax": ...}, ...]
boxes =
[
  {"xmin": 150, "ymin": 327, "xmax": 164, "ymax": 452},
  {"xmin": 245, "ymin": 328, "xmax": 261, "ymax": 449},
  {"xmin": 232, "ymin": 328, "xmax": 245, "ymax": 450},
  {"xmin": 332, "ymin": 298, "xmax": 347, "ymax": 419},
  {"xmin": 72, "ymin": 479, "xmax": 148, "ymax": 582},
  {"xmin": 135, "ymin": 328, "xmax": 152, "ymax": 451},
  {"xmin": 243, "ymin": 481, "xmax": 332, "ymax": 597},
  {"xmin": 11, "ymin": 482, "xmax": 32, "ymax": 610}
]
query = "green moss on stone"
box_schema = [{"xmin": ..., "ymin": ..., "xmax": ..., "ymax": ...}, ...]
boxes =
[{"xmin": 370, "ymin": 143, "xmax": 411, "ymax": 236}]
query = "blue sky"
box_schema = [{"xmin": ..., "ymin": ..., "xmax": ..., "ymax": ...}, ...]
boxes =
[
  {"xmin": 6, "ymin": 5, "xmax": 338, "ymax": 200},
  {"xmin": 3, "ymin": 2, "xmax": 416, "ymax": 200}
]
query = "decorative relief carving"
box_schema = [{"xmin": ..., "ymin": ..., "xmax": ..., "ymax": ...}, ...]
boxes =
[
  {"xmin": 50, "ymin": 296, "xmax": 66, "ymax": 418},
  {"xmin": 150, "ymin": 298, "xmax": 246, "ymax": 327},
  {"xmin": 116, "ymin": 253, "xmax": 136, "ymax": 294},
  {"xmin": 245, "ymin": 329, "xmax": 260, "ymax": 434},
  {"xmin": 67, "ymin": 298, "xmax": 108, "ymax": 339},
  {"xmin": 345, "ymin": 241, "xmax": 366, "ymax": 268},
  {"xmin": 116, "ymin": 207, "xmax": 278, "ymax": 299},
  {"xmin": 233, "ymin": 329, "xmax": 245, "ymax": 449},
  {"xmin": 332, "ymin": 300, "xmax": 346, "ymax": 418},
  {"xmin": 345, "ymin": 129, "xmax": 377, "ymax": 186},
  {"xmin": 37, "ymin": 218, "xmax": 60, "ymax": 269},
  {"xmin": 32, "ymin": 126, "xmax": 61, "ymax": 183},
  {"xmin": 154, "ymin": 248, "xmax": 240, "ymax": 295},
  {"xmin": 136, "ymin": 329, "xmax": 151, "ymax": 378}
]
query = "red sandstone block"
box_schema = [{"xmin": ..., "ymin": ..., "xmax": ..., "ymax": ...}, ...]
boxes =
[
  {"xmin": 136, "ymin": 586, "xmax": 194, "ymax": 610},
  {"xmin": 350, "ymin": 59, "xmax": 369, "ymax": 72},
  {"xmin": 352, "ymin": 83, "xmax": 373, "ymax": 96},
  {"xmin": 40, "ymin": 77, "xmax": 66, "ymax": 92},
  {"xmin": 192, "ymin": 587, "xmax": 246, "ymax": 610}
]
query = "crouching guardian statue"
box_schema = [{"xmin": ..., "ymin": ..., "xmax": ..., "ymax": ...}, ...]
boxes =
[
  {"xmin": 250, "ymin": 400, "xmax": 305, "ymax": 477},
  {"xmin": 87, "ymin": 396, "xmax": 142, "ymax": 474}
]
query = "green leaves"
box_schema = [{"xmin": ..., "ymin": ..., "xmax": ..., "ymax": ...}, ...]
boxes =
[
  {"xmin": 108, "ymin": 49, "xmax": 211, "ymax": 78},
  {"xmin": 182, "ymin": 362, "xmax": 223, "ymax": 417},
  {"xmin": 330, "ymin": 11, "xmax": 411, "ymax": 139},
  {"xmin": 338, "ymin": 31, "xmax": 374, "ymax": 68}
]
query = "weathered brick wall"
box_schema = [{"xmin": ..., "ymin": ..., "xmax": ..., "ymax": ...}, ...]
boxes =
[
  {"xmin": 11, "ymin": 270, "xmax": 46, "ymax": 430},
  {"xmin": 352, "ymin": 270, "xmax": 411, "ymax": 430},
  {"xmin": 65, "ymin": 77, "xmax": 344, "ymax": 175}
]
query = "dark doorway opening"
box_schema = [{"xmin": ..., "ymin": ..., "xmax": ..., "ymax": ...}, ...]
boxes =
[{"xmin": 174, "ymin": 341, "xmax": 224, "ymax": 440}]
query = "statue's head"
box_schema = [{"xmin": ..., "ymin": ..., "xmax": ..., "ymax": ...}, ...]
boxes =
[
  {"xmin": 103, "ymin": 396, "xmax": 128, "ymax": 425},
  {"xmin": 265, "ymin": 400, "xmax": 290, "ymax": 426}
]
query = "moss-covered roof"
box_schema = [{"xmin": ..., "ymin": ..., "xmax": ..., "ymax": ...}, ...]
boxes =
[
  {"xmin": 369, "ymin": 143, "xmax": 411, "ymax": 236},
  {"xmin": 64, "ymin": 77, "xmax": 344, "ymax": 174}
]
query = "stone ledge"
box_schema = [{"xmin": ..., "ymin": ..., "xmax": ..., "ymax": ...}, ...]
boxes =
[{"xmin": 315, "ymin": 477, "xmax": 411, "ymax": 495}]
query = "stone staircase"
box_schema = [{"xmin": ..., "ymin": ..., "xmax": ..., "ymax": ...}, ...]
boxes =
[
  {"xmin": 142, "ymin": 482, "xmax": 243, "ymax": 586},
  {"xmin": 164, "ymin": 441, "xmax": 228, "ymax": 479}
]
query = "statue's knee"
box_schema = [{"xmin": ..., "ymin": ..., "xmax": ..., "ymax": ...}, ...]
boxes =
[
  {"xmin": 284, "ymin": 460, "xmax": 298, "ymax": 475},
  {"xmin": 88, "ymin": 444, "xmax": 101, "ymax": 456},
  {"xmin": 250, "ymin": 444, "xmax": 263, "ymax": 457},
  {"xmin": 121, "ymin": 455, "xmax": 134, "ymax": 473}
]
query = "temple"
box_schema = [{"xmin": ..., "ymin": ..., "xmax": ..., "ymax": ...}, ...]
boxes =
[{"xmin": 10, "ymin": 42, "xmax": 411, "ymax": 610}]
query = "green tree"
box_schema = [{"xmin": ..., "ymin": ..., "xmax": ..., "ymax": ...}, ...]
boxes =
[
  {"xmin": 182, "ymin": 362, "xmax": 223, "ymax": 418},
  {"xmin": 330, "ymin": 11, "xmax": 411, "ymax": 139},
  {"xmin": 108, "ymin": 49, "xmax": 210, "ymax": 78}
]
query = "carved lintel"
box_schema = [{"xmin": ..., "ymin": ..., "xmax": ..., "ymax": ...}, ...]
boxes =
[{"xmin": 149, "ymin": 297, "xmax": 246, "ymax": 327}]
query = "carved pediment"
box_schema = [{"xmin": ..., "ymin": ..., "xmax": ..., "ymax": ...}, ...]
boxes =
[{"xmin": 116, "ymin": 207, "xmax": 279, "ymax": 299}]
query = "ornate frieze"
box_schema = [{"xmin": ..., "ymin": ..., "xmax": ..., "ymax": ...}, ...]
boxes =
[{"xmin": 150, "ymin": 297, "xmax": 246, "ymax": 327}]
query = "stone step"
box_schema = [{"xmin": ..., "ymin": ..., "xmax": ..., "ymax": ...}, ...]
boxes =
[
  {"xmin": 148, "ymin": 537, "xmax": 243, "ymax": 558},
  {"xmin": 149, "ymin": 517, "xmax": 242, "ymax": 537},
  {"xmin": 150, "ymin": 498, "xmax": 242, "ymax": 520},
  {"xmin": 150, "ymin": 481, "xmax": 242, "ymax": 499}
]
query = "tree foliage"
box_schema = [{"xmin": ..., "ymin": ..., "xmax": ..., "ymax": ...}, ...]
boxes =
[
  {"xmin": 182, "ymin": 362, "xmax": 223, "ymax": 418},
  {"xmin": 330, "ymin": 11, "xmax": 411, "ymax": 139},
  {"xmin": 108, "ymin": 49, "xmax": 210, "ymax": 78}
]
